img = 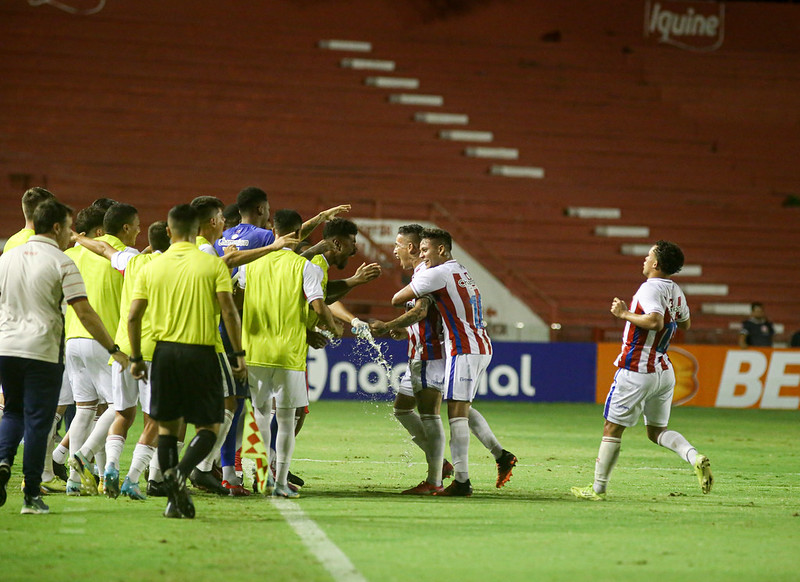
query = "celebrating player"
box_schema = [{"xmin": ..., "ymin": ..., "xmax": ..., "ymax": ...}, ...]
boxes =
[{"xmin": 571, "ymin": 240, "xmax": 712, "ymax": 500}]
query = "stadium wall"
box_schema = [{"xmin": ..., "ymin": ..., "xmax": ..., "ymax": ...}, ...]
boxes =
[{"xmin": 310, "ymin": 339, "xmax": 800, "ymax": 410}]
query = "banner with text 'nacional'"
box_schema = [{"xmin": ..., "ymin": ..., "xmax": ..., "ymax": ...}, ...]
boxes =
[{"xmin": 307, "ymin": 339, "xmax": 597, "ymax": 403}]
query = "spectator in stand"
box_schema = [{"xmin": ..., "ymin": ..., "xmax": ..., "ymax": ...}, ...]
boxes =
[
  {"xmin": 790, "ymin": 330, "xmax": 800, "ymax": 348},
  {"xmin": 738, "ymin": 302, "xmax": 775, "ymax": 348}
]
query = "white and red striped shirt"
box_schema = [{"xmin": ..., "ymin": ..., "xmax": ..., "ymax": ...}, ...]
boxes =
[
  {"xmin": 615, "ymin": 278, "xmax": 690, "ymax": 373},
  {"xmin": 410, "ymin": 260, "xmax": 492, "ymax": 357},
  {"xmin": 406, "ymin": 262, "xmax": 443, "ymax": 361}
]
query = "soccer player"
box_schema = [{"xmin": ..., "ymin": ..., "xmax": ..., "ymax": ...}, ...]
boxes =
[
  {"xmin": 81, "ymin": 221, "xmax": 171, "ymax": 499},
  {"xmin": 64, "ymin": 203, "xmax": 140, "ymax": 496},
  {"xmin": 370, "ymin": 224, "xmax": 449, "ymax": 495},
  {"xmin": 571, "ymin": 241, "xmax": 713, "ymax": 501},
  {"xmin": 391, "ymin": 229, "xmax": 514, "ymax": 496},
  {"xmin": 190, "ymin": 195, "xmax": 296, "ymax": 495},
  {"xmin": 239, "ymin": 209, "xmax": 342, "ymax": 498},
  {"xmin": 2, "ymin": 186, "xmax": 55, "ymax": 253},
  {"xmin": 0, "ymin": 200, "xmax": 127, "ymax": 514},
  {"xmin": 278, "ymin": 218, "xmax": 379, "ymax": 487},
  {"xmin": 129, "ymin": 204, "xmax": 245, "ymax": 518}
]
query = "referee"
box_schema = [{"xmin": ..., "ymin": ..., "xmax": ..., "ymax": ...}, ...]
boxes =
[
  {"xmin": 0, "ymin": 200, "xmax": 128, "ymax": 514},
  {"xmin": 127, "ymin": 204, "xmax": 246, "ymax": 519}
]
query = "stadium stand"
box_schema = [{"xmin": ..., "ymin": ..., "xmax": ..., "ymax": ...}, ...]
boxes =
[{"xmin": 1, "ymin": 0, "xmax": 798, "ymax": 343}]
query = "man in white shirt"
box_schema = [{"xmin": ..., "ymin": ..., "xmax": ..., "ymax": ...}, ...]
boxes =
[{"xmin": 0, "ymin": 200, "xmax": 128, "ymax": 514}]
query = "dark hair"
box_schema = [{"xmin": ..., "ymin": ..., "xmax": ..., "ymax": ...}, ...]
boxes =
[
  {"xmin": 236, "ymin": 187, "xmax": 268, "ymax": 213},
  {"xmin": 22, "ymin": 187, "xmax": 55, "ymax": 220},
  {"xmin": 398, "ymin": 224, "xmax": 424, "ymax": 243},
  {"xmin": 273, "ymin": 209, "xmax": 302, "ymax": 236},
  {"xmin": 167, "ymin": 204, "xmax": 200, "ymax": 237},
  {"xmin": 91, "ymin": 198, "xmax": 117, "ymax": 212},
  {"xmin": 751, "ymin": 302, "xmax": 764, "ymax": 311},
  {"xmin": 74, "ymin": 206, "xmax": 106, "ymax": 236},
  {"xmin": 103, "ymin": 203, "xmax": 138, "ymax": 236},
  {"xmin": 33, "ymin": 200, "xmax": 73, "ymax": 235},
  {"xmin": 148, "ymin": 221, "xmax": 170, "ymax": 253},
  {"xmin": 323, "ymin": 218, "xmax": 358, "ymax": 239},
  {"xmin": 420, "ymin": 228, "xmax": 452, "ymax": 252},
  {"xmin": 653, "ymin": 240, "xmax": 684, "ymax": 275},
  {"xmin": 190, "ymin": 196, "xmax": 225, "ymax": 223},
  {"xmin": 223, "ymin": 203, "xmax": 241, "ymax": 229}
]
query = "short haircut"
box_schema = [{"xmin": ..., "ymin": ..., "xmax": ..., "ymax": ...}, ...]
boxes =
[
  {"xmin": 751, "ymin": 302, "xmax": 764, "ymax": 311},
  {"xmin": 273, "ymin": 209, "xmax": 302, "ymax": 236},
  {"xmin": 420, "ymin": 228, "xmax": 452, "ymax": 252},
  {"xmin": 190, "ymin": 196, "xmax": 225, "ymax": 223},
  {"xmin": 398, "ymin": 224, "xmax": 424, "ymax": 243},
  {"xmin": 148, "ymin": 221, "xmax": 170, "ymax": 253},
  {"xmin": 22, "ymin": 187, "xmax": 55, "ymax": 220},
  {"xmin": 236, "ymin": 186, "xmax": 268, "ymax": 213},
  {"xmin": 653, "ymin": 240, "xmax": 684, "ymax": 275},
  {"xmin": 223, "ymin": 203, "xmax": 241, "ymax": 228},
  {"xmin": 103, "ymin": 203, "xmax": 138, "ymax": 237},
  {"xmin": 91, "ymin": 198, "xmax": 117, "ymax": 212},
  {"xmin": 74, "ymin": 206, "xmax": 106, "ymax": 235},
  {"xmin": 167, "ymin": 204, "xmax": 200, "ymax": 237},
  {"xmin": 323, "ymin": 218, "xmax": 358, "ymax": 239},
  {"xmin": 33, "ymin": 200, "xmax": 73, "ymax": 235}
]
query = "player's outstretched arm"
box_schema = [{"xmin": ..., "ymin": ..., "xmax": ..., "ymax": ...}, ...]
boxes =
[
  {"xmin": 299, "ymin": 204, "xmax": 351, "ymax": 239},
  {"xmin": 300, "ymin": 240, "xmax": 330, "ymax": 260},
  {"xmin": 222, "ymin": 234, "xmax": 300, "ymax": 268},
  {"xmin": 610, "ymin": 297, "xmax": 664, "ymax": 331},
  {"xmin": 71, "ymin": 298, "xmax": 130, "ymax": 370},
  {"xmin": 71, "ymin": 232, "xmax": 118, "ymax": 261},
  {"xmin": 381, "ymin": 296, "xmax": 431, "ymax": 333}
]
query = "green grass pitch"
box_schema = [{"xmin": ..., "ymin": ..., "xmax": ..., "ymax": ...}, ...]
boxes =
[{"xmin": 1, "ymin": 401, "xmax": 798, "ymax": 582}]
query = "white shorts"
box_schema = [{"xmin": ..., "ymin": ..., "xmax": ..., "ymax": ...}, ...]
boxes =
[
  {"xmin": 218, "ymin": 353, "xmax": 235, "ymax": 399},
  {"xmin": 66, "ymin": 338, "xmax": 113, "ymax": 404},
  {"xmin": 111, "ymin": 360, "xmax": 153, "ymax": 412},
  {"xmin": 443, "ymin": 354, "xmax": 492, "ymax": 402},
  {"xmin": 398, "ymin": 359, "xmax": 446, "ymax": 397},
  {"xmin": 603, "ymin": 365, "xmax": 675, "ymax": 428},
  {"xmin": 58, "ymin": 369, "xmax": 73, "ymax": 406},
  {"xmin": 249, "ymin": 366, "xmax": 309, "ymax": 410}
]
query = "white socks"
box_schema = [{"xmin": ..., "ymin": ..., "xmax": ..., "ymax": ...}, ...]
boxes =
[
  {"xmin": 593, "ymin": 436, "xmax": 621, "ymax": 494},
  {"xmin": 68, "ymin": 405, "xmax": 97, "ymax": 481},
  {"xmin": 104, "ymin": 434, "xmax": 125, "ymax": 470},
  {"xmin": 421, "ymin": 414, "xmax": 445, "ymax": 486},
  {"xmin": 53, "ymin": 443, "xmax": 69, "ymax": 465},
  {"xmin": 449, "ymin": 417, "xmax": 470, "ymax": 482},
  {"xmin": 80, "ymin": 407, "xmax": 116, "ymax": 460},
  {"xmin": 196, "ymin": 409, "xmax": 234, "ymax": 473},
  {"xmin": 42, "ymin": 413, "xmax": 62, "ymax": 479},
  {"xmin": 657, "ymin": 430, "xmax": 698, "ymax": 465},
  {"xmin": 394, "ymin": 408, "xmax": 428, "ymax": 452},
  {"xmin": 127, "ymin": 444, "xmax": 155, "ymax": 482},
  {"xmin": 274, "ymin": 407, "xmax": 296, "ymax": 488},
  {"xmin": 468, "ymin": 407, "xmax": 503, "ymax": 459}
]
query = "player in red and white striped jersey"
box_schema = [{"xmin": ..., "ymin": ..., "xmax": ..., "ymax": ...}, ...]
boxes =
[
  {"xmin": 572, "ymin": 241, "xmax": 713, "ymax": 501},
  {"xmin": 371, "ymin": 225, "xmax": 449, "ymax": 495},
  {"xmin": 391, "ymin": 228, "xmax": 516, "ymax": 496}
]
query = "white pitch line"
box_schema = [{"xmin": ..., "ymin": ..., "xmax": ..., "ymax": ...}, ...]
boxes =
[{"xmin": 270, "ymin": 498, "xmax": 368, "ymax": 582}]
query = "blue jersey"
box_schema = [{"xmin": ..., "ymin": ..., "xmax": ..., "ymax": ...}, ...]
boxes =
[{"xmin": 215, "ymin": 223, "xmax": 275, "ymax": 256}]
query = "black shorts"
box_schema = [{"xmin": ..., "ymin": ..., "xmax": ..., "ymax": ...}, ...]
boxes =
[{"xmin": 150, "ymin": 342, "xmax": 224, "ymax": 426}]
